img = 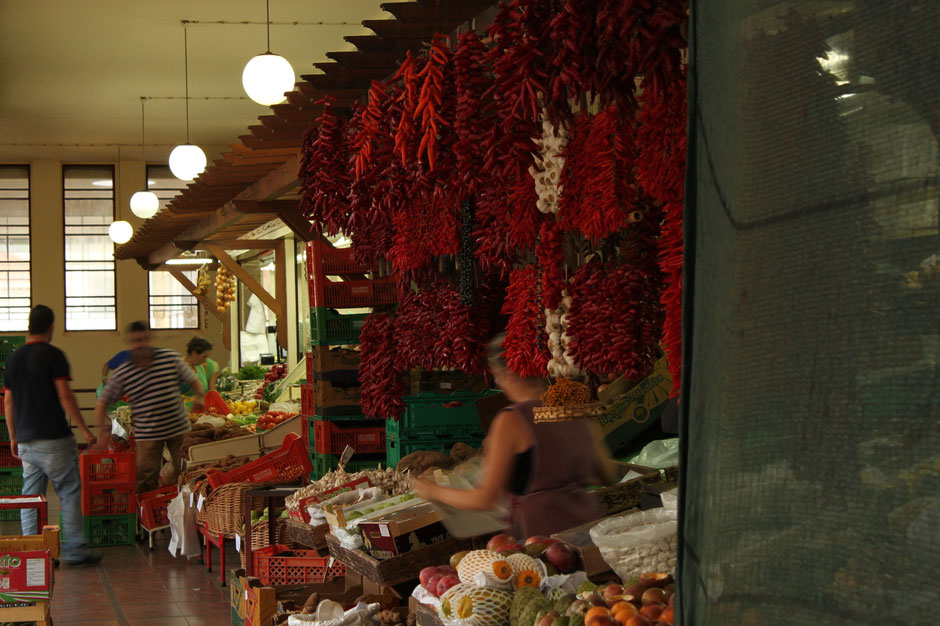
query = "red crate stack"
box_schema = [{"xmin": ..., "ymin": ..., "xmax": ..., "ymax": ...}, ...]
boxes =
[
  {"xmin": 312, "ymin": 419, "xmax": 386, "ymax": 455},
  {"xmin": 79, "ymin": 450, "xmax": 136, "ymax": 532}
]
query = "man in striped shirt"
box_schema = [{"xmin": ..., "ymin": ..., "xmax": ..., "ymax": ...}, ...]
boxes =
[{"xmin": 94, "ymin": 321, "xmax": 205, "ymax": 493}]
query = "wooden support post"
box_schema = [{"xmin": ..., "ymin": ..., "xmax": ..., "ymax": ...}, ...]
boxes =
[{"xmin": 274, "ymin": 241, "xmax": 288, "ymax": 349}]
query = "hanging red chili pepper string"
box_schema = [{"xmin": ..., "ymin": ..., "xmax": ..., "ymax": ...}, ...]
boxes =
[
  {"xmin": 637, "ymin": 68, "xmax": 687, "ymax": 397},
  {"xmin": 501, "ymin": 264, "xmax": 550, "ymax": 378},
  {"xmin": 359, "ymin": 312, "xmax": 407, "ymax": 420},
  {"xmin": 536, "ymin": 219, "xmax": 565, "ymax": 310},
  {"xmin": 298, "ymin": 98, "xmax": 350, "ymax": 236}
]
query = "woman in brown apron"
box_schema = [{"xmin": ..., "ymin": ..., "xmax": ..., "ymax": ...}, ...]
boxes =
[{"xmin": 415, "ymin": 335, "xmax": 614, "ymax": 538}]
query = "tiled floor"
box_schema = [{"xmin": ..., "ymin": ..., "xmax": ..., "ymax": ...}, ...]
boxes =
[{"xmin": 1, "ymin": 489, "xmax": 237, "ymax": 625}]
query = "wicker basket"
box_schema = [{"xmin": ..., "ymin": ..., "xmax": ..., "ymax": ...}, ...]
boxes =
[
  {"xmin": 193, "ymin": 480, "xmax": 213, "ymax": 526},
  {"xmin": 203, "ymin": 481, "xmax": 267, "ymax": 538},
  {"xmin": 533, "ymin": 402, "xmax": 605, "ymax": 423}
]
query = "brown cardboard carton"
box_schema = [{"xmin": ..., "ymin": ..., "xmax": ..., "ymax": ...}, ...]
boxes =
[{"xmin": 359, "ymin": 502, "xmax": 450, "ymax": 558}]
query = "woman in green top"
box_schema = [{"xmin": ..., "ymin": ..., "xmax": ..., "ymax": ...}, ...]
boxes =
[{"xmin": 181, "ymin": 337, "xmax": 219, "ymax": 394}]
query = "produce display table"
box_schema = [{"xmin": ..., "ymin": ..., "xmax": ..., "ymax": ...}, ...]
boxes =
[
  {"xmin": 243, "ymin": 485, "xmax": 303, "ymax": 577},
  {"xmin": 283, "ymin": 518, "xmax": 330, "ymax": 552},
  {"xmin": 324, "ymin": 532, "xmax": 478, "ymax": 587}
]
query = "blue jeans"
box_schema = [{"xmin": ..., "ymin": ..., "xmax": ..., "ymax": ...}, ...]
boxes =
[{"xmin": 18, "ymin": 435, "xmax": 90, "ymax": 561}]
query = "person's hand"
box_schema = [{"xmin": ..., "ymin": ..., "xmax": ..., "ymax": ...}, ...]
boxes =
[
  {"xmin": 413, "ymin": 478, "xmax": 437, "ymax": 501},
  {"xmin": 82, "ymin": 429, "xmax": 98, "ymax": 449},
  {"xmin": 91, "ymin": 434, "xmax": 109, "ymax": 451},
  {"xmin": 10, "ymin": 439, "xmax": 18, "ymax": 460}
]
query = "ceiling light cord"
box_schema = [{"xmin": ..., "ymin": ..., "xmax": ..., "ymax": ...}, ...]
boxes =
[
  {"xmin": 184, "ymin": 27, "xmax": 191, "ymax": 143},
  {"xmin": 266, "ymin": 0, "xmax": 272, "ymax": 53}
]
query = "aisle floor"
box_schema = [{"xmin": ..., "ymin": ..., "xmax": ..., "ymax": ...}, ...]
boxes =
[{"xmin": 0, "ymin": 486, "xmax": 236, "ymax": 625}]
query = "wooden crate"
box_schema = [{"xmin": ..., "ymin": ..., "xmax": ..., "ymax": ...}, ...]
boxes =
[
  {"xmin": 325, "ymin": 533, "xmax": 477, "ymax": 587},
  {"xmin": 0, "ymin": 601, "xmax": 51, "ymax": 625}
]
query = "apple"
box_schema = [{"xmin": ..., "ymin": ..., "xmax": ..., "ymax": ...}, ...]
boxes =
[
  {"xmin": 544, "ymin": 543, "xmax": 578, "ymax": 574},
  {"xmin": 436, "ymin": 575, "xmax": 461, "ymax": 598},
  {"xmin": 496, "ymin": 542, "xmax": 525, "ymax": 554},
  {"xmin": 486, "ymin": 533, "xmax": 517, "ymax": 552},
  {"xmin": 622, "ymin": 584, "xmax": 646, "ymax": 604},
  {"xmin": 426, "ymin": 573, "xmax": 446, "ymax": 596},
  {"xmin": 638, "ymin": 573, "xmax": 673, "ymax": 588},
  {"xmin": 419, "ymin": 567, "xmax": 440, "ymax": 589},
  {"xmin": 584, "ymin": 594, "xmax": 606, "ymax": 608},
  {"xmin": 437, "ymin": 565, "xmax": 457, "ymax": 576},
  {"xmin": 525, "ymin": 542, "xmax": 549, "ymax": 558}
]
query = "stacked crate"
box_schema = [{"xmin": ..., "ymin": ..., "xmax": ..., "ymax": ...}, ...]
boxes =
[
  {"xmin": 0, "ymin": 337, "xmax": 26, "ymax": 522},
  {"xmin": 386, "ymin": 390, "xmax": 497, "ymax": 468},
  {"xmin": 303, "ymin": 241, "xmax": 392, "ymax": 477},
  {"xmin": 77, "ymin": 451, "xmax": 136, "ymax": 546}
]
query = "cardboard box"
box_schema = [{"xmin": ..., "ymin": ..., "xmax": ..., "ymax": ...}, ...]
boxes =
[
  {"xmin": 244, "ymin": 572, "xmax": 365, "ymax": 625},
  {"xmin": 0, "ymin": 549, "xmax": 53, "ymax": 602},
  {"xmin": 245, "ymin": 583, "xmax": 276, "ymax": 626},
  {"xmin": 289, "ymin": 477, "xmax": 371, "ymax": 523},
  {"xmin": 324, "ymin": 493, "xmax": 419, "ymax": 531},
  {"xmin": 310, "ymin": 347, "xmax": 361, "ymax": 382},
  {"xmin": 595, "ymin": 357, "xmax": 673, "ymax": 454},
  {"xmin": 0, "ymin": 526, "xmax": 60, "ymax": 560},
  {"xmin": 230, "ymin": 569, "xmax": 246, "ymax": 623},
  {"xmin": 359, "ymin": 502, "xmax": 450, "ymax": 559}
]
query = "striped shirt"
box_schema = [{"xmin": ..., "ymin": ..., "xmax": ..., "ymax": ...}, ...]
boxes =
[{"xmin": 99, "ymin": 348, "xmax": 196, "ymax": 441}]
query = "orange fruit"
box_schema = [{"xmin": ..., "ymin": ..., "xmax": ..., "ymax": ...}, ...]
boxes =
[{"xmin": 585, "ymin": 607, "xmax": 611, "ymax": 624}]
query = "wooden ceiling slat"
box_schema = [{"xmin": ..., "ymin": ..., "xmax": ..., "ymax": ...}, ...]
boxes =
[
  {"xmin": 302, "ymin": 73, "xmax": 374, "ymax": 91},
  {"xmin": 314, "ymin": 63, "xmax": 390, "ymax": 81},
  {"xmin": 326, "ymin": 50, "xmax": 405, "ymax": 69}
]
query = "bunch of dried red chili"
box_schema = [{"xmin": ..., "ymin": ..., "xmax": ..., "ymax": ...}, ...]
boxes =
[
  {"xmin": 298, "ymin": 98, "xmax": 350, "ymax": 236},
  {"xmin": 359, "ymin": 312, "xmax": 407, "ymax": 420},
  {"xmin": 501, "ymin": 264, "xmax": 550, "ymax": 377}
]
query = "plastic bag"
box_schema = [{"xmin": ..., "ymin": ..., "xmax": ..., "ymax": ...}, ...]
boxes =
[
  {"xmin": 167, "ymin": 488, "xmax": 201, "ymax": 558},
  {"xmin": 269, "ymin": 401, "xmax": 301, "ymax": 414},
  {"xmin": 411, "ymin": 584, "xmax": 442, "ymax": 610},
  {"xmin": 310, "ymin": 487, "xmax": 385, "ymax": 523},
  {"xmin": 195, "ymin": 415, "xmax": 227, "ymax": 428},
  {"xmin": 627, "ymin": 438, "xmax": 680, "ymax": 469},
  {"xmin": 287, "ymin": 602, "xmax": 380, "ymax": 626},
  {"xmin": 590, "ymin": 509, "xmax": 677, "ymax": 581}
]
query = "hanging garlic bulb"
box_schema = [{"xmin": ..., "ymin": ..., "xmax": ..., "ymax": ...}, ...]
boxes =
[
  {"xmin": 529, "ymin": 111, "xmax": 568, "ymax": 215},
  {"xmin": 545, "ymin": 290, "xmax": 582, "ymax": 379}
]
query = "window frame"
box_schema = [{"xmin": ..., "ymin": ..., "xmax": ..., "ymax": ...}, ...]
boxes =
[
  {"xmin": 147, "ymin": 270, "xmax": 200, "ymax": 331},
  {"xmin": 61, "ymin": 164, "xmax": 118, "ymax": 332},
  {"xmin": 0, "ymin": 164, "xmax": 32, "ymax": 332}
]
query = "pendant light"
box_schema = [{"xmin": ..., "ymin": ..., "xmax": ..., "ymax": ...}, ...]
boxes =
[
  {"xmin": 169, "ymin": 27, "xmax": 207, "ymax": 181},
  {"xmin": 129, "ymin": 98, "xmax": 160, "ymax": 219},
  {"xmin": 242, "ymin": 0, "xmax": 294, "ymax": 106},
  {"xmin": 109, "ymin": 220, "xmax": 134, "ymax": 244}
]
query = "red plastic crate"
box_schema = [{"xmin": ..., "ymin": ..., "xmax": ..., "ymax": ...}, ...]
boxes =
[
  {"xmin": 82, "ymin": 483, "xmax": 135, "ymax": 515},
  {"xmin": 305, "ymin": 351, "xmax": 314, "ymax": 383},
  {"xmin": 80, "ymin": 451, "xmax": 135, "ymax": 487},
  {"xmin": 252, "ymin": 544, "xmax": 346, "ymax": 586},
  {"xmin": 313, "ymin": 419, "xmax": 386, "ymax": 455},
  {"xmin": 137, "ymin": 485, "xmax": 178, "ymax": 530},
  {"xmin": 206, "ymin": 433, "xmax": 312, "ymax": 489},
  {"xmin": 0, "ymin": 445, "xmax": 22, "ymax": 468},
  {"xmin": 301, "ymin": 384, "xmax": 315, "ymax": 416},
  {"xmin": 309, "ymin": 275, "xmax": 397, "ymax": 309},
  {"xmin": 307, "ymin": 240, "xmax": 369, "ymax": 276}
]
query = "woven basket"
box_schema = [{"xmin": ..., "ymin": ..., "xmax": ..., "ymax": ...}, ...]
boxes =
[
  {"xmin": 193, "ymin": 480, "xmax": 212, "ymax": 526},
  {"xmin": 533, "ymin": 402, "xmax": 605, "ymax": 423},
  {"xmin": 204, "ymin": 481, "xmax": 267, "ymax": 538}
]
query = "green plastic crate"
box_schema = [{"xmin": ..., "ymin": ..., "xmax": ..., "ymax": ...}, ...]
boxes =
[
  {"xmin": 309, "ymin": 450, "xmax": 384, "ymax": 479},
  {"xmin": 310, "ymin": 308, "xmax": 369, "ymax": 346},
  {"xmin": 0, "ymin": 467, "xmax": 23, "ymax": 495},
  {"xmin": 232, "ymin": 605, "xmax": 245, "ymax": 626},
  {"xmin": 0, "ymin": 509, "xmax": 19, "ymax": 521},
  {"xmin": 385, "ymin": 433, "xmax": 484, "ymax": 469},
  {"xmin": 82, "ymin": 513, "xmax": 136, "ymax": 547},
  {"xmin": 0, "ymin": 421, "xmax": 8, "ymax": 442},
  {"xmin": 387, "ymin": 390, "xmax": 498, "ymax": 440},
  {"xmin": 0, "ymin": 336, "xmax": 25, "ymax": 367}
]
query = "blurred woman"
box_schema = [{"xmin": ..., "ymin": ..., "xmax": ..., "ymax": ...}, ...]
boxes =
[
  {"xmin": 180, "ymin": 337, "xmax": 219, "ymax": 394},
  {"xmin": 415, "ymin": 334, "xmax": 614, "ymax": 538}
]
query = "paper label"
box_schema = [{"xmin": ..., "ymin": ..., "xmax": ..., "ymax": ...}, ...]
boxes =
[
  {"xmin": 168, "ymin": 536, "xmax": 179, "ymax": 556},
  {"xmin": 339, "ymin": 445, "xmax": 355, "ymax": 467},
  {"xmin": 235, "ymin": 534, "xmax": 242, "ymax": 553},
  {"xmin": 197, "ymin": 495, "xmax": 205, "ymax": 511},
  {"xmin": 190, "ymin": 493, "xmax": 194, "ymax": 507},
  {"xmin": 379, "ymin": 524, "xmax": 390, "ymax": 537},
  {"xmin": 25, "ymin": 559, "xmax": 45, "ymax": 587}
]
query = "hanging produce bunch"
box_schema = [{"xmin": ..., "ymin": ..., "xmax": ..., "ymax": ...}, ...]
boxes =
[
  {"xmin": 296, "ymin": 1, "xmax": 688, "ymax": 402},
  {"xmin": 192, "ymin": 266, "xmax": 212, "ymax": 296},
  {"xmin": 215, "ymin": 266, "xmax": 236, "ymax": 314}
]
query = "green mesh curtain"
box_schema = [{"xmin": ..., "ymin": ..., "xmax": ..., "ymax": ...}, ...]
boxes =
[{"xmin": 679, "ymin": 1, "xmax": 939, "ymax": 623}]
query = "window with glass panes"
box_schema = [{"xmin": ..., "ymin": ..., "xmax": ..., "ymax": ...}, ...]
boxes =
[
  {"xmin": 63, "ymin": 165, "xmax": 116, "ymax": 330},
  {"xmin": 149, "ymin": 271, "xmax": 199, "ymax": 329},
  {"xmin": 146, "ymin": 165, "xmax": 198, "ymax": 328},
  {"xmin": 0, "ymin": 166, "xmax": 30, "ymax": 331}
]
